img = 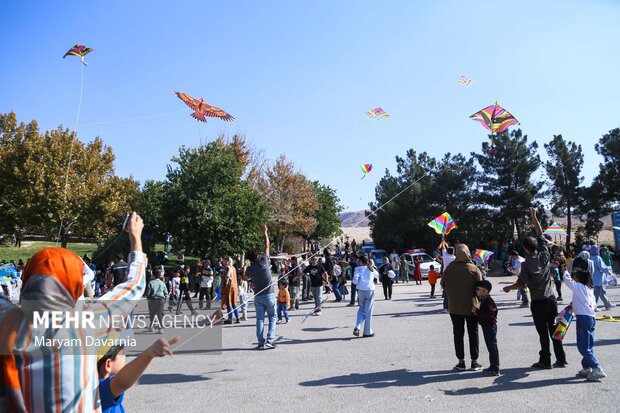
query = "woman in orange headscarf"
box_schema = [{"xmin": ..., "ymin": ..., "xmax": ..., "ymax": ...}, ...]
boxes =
[{"xmin": 220, "ymin": 257, "xmax": 240, "ymax": 324}]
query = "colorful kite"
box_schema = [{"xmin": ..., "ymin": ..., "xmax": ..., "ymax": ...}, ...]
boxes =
[
  {"xmin": 174, "ymin": 91, "xmax": 235, "ymax": 123},
  {"xmin": 543, "ymin": 223, "xmax": 568, "ymax": 236},
  {"xmin": 428, "ymin": 212, "xmax": 457, "ymax": 236},
  {"xmin": 553, "ymin": 305, "xmax": 574, "ymax": 341},
  {"xmin": 366, "ymin": 107, "xmax": 390, "ymax": 120},
  {"xmin": 360, "ymin": 164, "xmax": 373, "ymax": 179},
  {"xmin": 470, "ymin": 102, "xmax": 520, "ymax": 154},
  {"xmin": 472, "ymin": 249, "xmax": 494, "ymax": 265},
  {"xmin": 63, "ymin": 44, "xmax": 93, "ymax": 65},
  {"xmin": 458, "ymin": 76, "xmax": 473, "ymax": 86}
]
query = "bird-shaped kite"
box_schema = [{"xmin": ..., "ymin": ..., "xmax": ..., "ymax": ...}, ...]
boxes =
[
  {"xmin": 174, "ymin": 92, "xmax": 235, "ymax": 123},
  {"xmin": 458, "ymin": 76, "xmax": 473, "ymax": 86},
  {"xmin": 366, "ymin": 107, "xmax": 390, "ymax": 120},
  {"xmin": 360, "ymin": 163, "xmax": 373, "ymax": 179},
  {"xmin": 63, "ymin": 45, "xmax": 93, "ymax": 65},
  {"xmin": 470, "ymin": 102, "xmax": 519, "ymax": 155}
]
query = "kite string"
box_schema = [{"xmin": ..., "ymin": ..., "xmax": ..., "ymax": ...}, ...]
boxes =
[
  {"xmin": 56, "ymin": 63, "xmax": 85, "ymax": 245},
  {"xmin": 78, "ymin": 109, "xmax": 186, "ymax": 128},
  {"xmin": 173, "ymin": 170, "xmax": 431, "ymax": 351}
]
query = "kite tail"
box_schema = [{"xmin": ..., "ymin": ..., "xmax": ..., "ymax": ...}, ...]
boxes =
[{"xmin": 361, "ymin": 174, "xmax": 366, "ymax": 180}]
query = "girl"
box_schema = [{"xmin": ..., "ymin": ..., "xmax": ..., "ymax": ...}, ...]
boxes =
[
  {"xmin": 239, "ymin": 273, "xmax": 249, "ymax": 321},
  {"xmin": 563, "ymin": 268, "xmax": 607, "ymax": 382}
]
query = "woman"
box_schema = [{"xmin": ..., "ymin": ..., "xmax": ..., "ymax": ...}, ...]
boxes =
[
  {"xmin": 220, "ymin": 257, "xmax": 240, "ymax": 324},
  {"xmin": 414, "ymin": 256, "xmax": 423, "ymax": 285}
]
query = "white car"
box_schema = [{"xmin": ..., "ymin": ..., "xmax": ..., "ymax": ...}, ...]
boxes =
[{"xmin": 400, "ymin": 250, "xmax": 441, "ymax": 280}]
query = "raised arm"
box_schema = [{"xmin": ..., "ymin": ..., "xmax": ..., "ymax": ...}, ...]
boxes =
[
  {"xmin": 263, "ymin": 225, "xmax": 270, "ymax": 257},
  {"xmin": 530, "ymin": 207, "xmax": 543, "ymax": 237}
]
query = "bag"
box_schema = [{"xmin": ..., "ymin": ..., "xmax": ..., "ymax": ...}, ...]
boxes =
[
  {"xmin": 605, "ymin": 272, "xmax": 618, "ymax": 287},
  {"xmin": 553, "ymin": 304, "xmax": 574, "ymax": 341}
]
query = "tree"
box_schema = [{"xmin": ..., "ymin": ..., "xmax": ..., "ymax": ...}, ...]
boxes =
[
  {"xmin": 258, "ymin": 155, "xmax": 318, "ymax": 251},
  {"xmin": 162, "ymin": 140, "xmax": 268, "ymax": 258},
  {"xmin": 594, "ymin": 128, "xmax": 620, "ymax": 207},
  {"xmin": 472, "ymin": 129, "xmax": 543, "ymax": 241},
  {"xmin": 307, "ymin": 182, "xmax": 343, "ymax": 242},
  {"xmin": 134, "ymin": 180, "xmax": 167, "ymax": 241},
  {"xmin": 543, "ymin": 135, "xmax": 584, "ymax": 245},
  {"xmin": 0, "ymin": 112, "xmax": 138, "ymax": 246}
]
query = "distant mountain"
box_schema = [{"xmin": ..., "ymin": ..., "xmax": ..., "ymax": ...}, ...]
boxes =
[{"xmin": 340, "ymin": 211, "xmax": 369, "ymax": 227}]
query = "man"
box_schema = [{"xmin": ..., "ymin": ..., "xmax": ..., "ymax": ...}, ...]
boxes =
[
  {"xmin": 288, "ymin": 256, "xmax": 302, "ymax": 310},
  {"xmin": 144, "ymin": 269, "xmax": 168, "ymax": 333},
  {"xmin": 245, "ymin": 226, "xmax": 277, "ymax": 350},
  {"xmin": 353, "ymin": 256, "xmax": 379, "ymax": 337},
  {"xmin": 199, "ymin": 260, "xmax": 214, "ymax": 310},
  {"xmin": 347, "ymin": 254, "xmax": 359, "ymax": 307},
  {"xmin": 503, "ymin": 207, "xmax": 567, "ymax": 369},
  {"xmin": 108, "ymin": 253, "xmax": 129, "ymax": 288},
  {"xmin": 300, "ymin": 254, "xmax": 311, "ymax": 301},
  {"xmin": 303, "ymin": 256, "xmax": 329, "ymax": 315},
  {"xmin": 509, "ymin": 250, "xmax": 529, "ymax": 307},
  {"xmin": 163, "ymin": 232, "xmax": 172, "ymax": 252},
  {"xmin": 389, "ymin": 249, "xmax": 399, "ymax": 264},
  {"xmin": 441, "ymin": 244, "xmax": 483, "ymax": 371}
]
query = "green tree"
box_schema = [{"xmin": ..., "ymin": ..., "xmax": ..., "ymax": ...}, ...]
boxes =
[
  {"xmin": 134, "ymin": 180, "xmax": 167, "ymax": 240},
  {"xmin": 307, "ymin": 182, "xmax": 343, "ymax": 242},
  {"xmin": 162, "ymin": 140, "xmax": 268, "ymax": 258},
  {"xmin": 594, "ymin": 128, "xmax": 620, "ymax": 206},
  {"xmin": 543, "ymin": 135, "xmax": 584, "ymax": 245},
  {"xmin": 472, "ymin": 129, "xmax": 543, "ymax": 241}
]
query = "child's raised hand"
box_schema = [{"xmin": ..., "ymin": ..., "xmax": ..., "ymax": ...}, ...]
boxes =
[{"xmin": 146, "ymin": 336, "xmax": 180, "ymax": 358}]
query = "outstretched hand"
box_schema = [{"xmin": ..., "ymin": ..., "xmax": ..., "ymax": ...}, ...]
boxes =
[{"xmin": 146, "ymin": 336, "xmax": 180, "ymax": 358}]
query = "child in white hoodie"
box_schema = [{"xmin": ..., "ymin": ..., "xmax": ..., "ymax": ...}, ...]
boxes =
[{"xmin": 563, "ymin": 268, "xmax": 607, "ymax": 382}]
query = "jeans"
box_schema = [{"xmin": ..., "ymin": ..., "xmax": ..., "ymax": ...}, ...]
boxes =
[
  {"xmin": 517, "ymin": 288, "xmax": 529, "ymax": 303},
  {"xmin": 311, "ymin": 286, "xmax": 323, "ymax": 311},
  {"xmin": 449, "ymin": 314, "xmax": 479, "ymax": 361},
  {"xmin": 226, "ymin": 305, "xmax": 239, "ymax": 321},
  {"xmin": 355, "ymin": 289, "xmax": 375, "ymax": 336},
  {"xmin": 199, "ymin": 287, "xmax": 211, "ymax": 309},
  {"xmin": 530, "ymin": 297, "xmax": 566, "ymax": 365},
  {"xmin": 331, "ymin": 281, "xmax": 342, "ymax": 301},
  {"xmin": 382, "ymin": 280, "xmax": 393, "ymax": 299},
  {"xmin": 302, "ymin": 275, "xmax": 311, "ymax": 299},
  {"xmin": 277, "ymin": 302, "xmax": 289, "ymax": 321},
  {"xmin": 289, "ymin": 285, "xmax": 300, "ymax": 308},
  {"xmin": 350, "ymin": 283, "xmax": 357, "ymax": 304},
  {"xmin": 254, "ymin": 293, "xmax": 276, "ymax": 346},
  {"xmin": 147, "ymin": 299, "xmax": 165, "ymax": 329},
  {"xmin": 482, "ymin": 324, "xmax": 500, "ymax": 371},
  {"xmin": 239, "ymin": 293, "xmax": 248, "ymax": 316},
  {"xmin": 594, "ymin": 285, "xmax": 612, "ymax": 309},
  {"xmin": 576, "ymin": 315, "xmax": 599, "ymax": 369}
]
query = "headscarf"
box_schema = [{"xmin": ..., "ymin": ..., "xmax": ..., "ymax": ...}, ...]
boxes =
[
  {"xmin": 590, "ymin": 245, "xmax": 600, "ymax": 257},
  {"xmin": 0, "ymin": 247, "xmax": 84, "ymax": 412},
  {"xmin": 454, "ymin": 244, "xmax": 473, "ymax": 263}
]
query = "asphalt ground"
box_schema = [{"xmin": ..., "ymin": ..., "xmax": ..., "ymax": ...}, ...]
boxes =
[{"xmin": 124, "ymin": 275, "xmax": 620, "ymax": 412}]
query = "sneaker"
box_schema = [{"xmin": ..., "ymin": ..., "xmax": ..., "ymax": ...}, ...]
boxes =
[
  {"xmin": 519, "ymin": 303, "xmax": 529, "ymax": 308},
  {"xmin": 346, "ymin": 303, "xmax": 355, "ymax": 307},
  {"xmin": 315, "ymin": 311, "xmax": 322, "ymax": 316},
  {"xmin": 595, "ymin": 308, "xmax": 602, "ymax": 312},
  {"xmin": 223, "ymin": 319, "xmax": 233, "ymax": 325},
  {"xmin": 471, "ymin": 361, "xmax": 483, "ymax": 371},
  {"xmin": 255, "ymin": 344, "xmax": 266, "ymax": 350},
  {"xmin": 553, "ymin": 361, "xmax": 568, "ymax": 368},
  {"xmin": 264, "ymin": 341, "xmax": 277, "ymax": 349},
  {"xmin": 586, "ymin": 368, "xmax": 607, "ymax": 382},
  {"xmin": 276, "ymin": 320, "xmax": 283, "ymax": 324},
  {"xmin": 483, "ymin": 368, "xmax": 500, "ymax": 376},
  {"xmin": 235, "ymin": 319, "xmax": 241, "ymax": 324},
  {"xmin": 285, "ymin": 319, "xmax": 289, "ymax": 324},
  {"xmin": 531, "ymin": 362, "xmax": 552, "ymax": 370},
  {"xmin": 454, "ymin": 361, "xmax": 467, "ymax": 371},
  {"xmin": 577, "ymin": 367, "xmax": 593, "ymax": 378},
  {"xmin": 362, "ymin": 333, "xmax": 375, "ymax": 338},
  {"xmin": 353, "ymin": 328, "xmax": 360, "ymax": 337}
]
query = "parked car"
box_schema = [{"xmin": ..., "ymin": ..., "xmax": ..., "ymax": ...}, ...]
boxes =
[
  {"xmin": 400, "ymin": 249, "xmax": 441, "ymax": 279},
  {"xmin": 360, "ymin": 241, "xmax": 375, "ymax": 257},
  {"xmin": 370, "ymin": 249, "xmax": 388, "ymax": 266}
]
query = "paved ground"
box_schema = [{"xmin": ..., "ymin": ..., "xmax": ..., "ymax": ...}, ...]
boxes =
[{"xmin": 125, "ymin": 275, "xmax": 620, "ymax": 412}]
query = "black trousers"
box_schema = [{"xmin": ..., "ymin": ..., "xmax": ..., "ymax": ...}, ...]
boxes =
[
  {"xmin": 554, "ymin": 281, "xmax": 562, "ymax": 299},
  {"xmin": 148, "ymin": 299, "xmax": 165, "ymax": 329},
  {"xmin": 450, "ymin": 313, "xmax": 479, "ymax": 361},
  {"xmin": 430, "ymin": 284, "xmax": 436, "ymax": 297},
  {"xmin": 482, "ymin": 324, "xmax": 500, "ymax": 371},
  {"xmin": 349, "ymin": 283, "xmax": 357, "ymax": 304},
  {"xmin": 199, "ymin": 287, "xmax": 212, "ymax": 309},
  {"xmin": 382, "ymin": 281, "xmax": 393, "ymax": 299},
  {"xmin": 530, "ymin": 297, "xmax": 566, "ymax": 365}
]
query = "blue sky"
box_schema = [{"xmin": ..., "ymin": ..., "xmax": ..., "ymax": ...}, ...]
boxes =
[{"xmin": 2, "ymin": 0, "xmax": 619, "ymax": 211}]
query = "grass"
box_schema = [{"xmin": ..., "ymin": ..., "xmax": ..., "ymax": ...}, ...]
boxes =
[{"xmin": 0, "ymin": 241, "xmax": 97, "ymax": 263}]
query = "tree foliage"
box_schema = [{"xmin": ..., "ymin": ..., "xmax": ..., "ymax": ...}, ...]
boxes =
[{"xmin": 308, "ymin": 181, "xmax": 343, "ymax": 242}]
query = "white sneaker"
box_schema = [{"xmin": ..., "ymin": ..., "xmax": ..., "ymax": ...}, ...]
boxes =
[
  {"xmin": 577, "ymin": 367, "xmax": 592, "ymax": 378},
  {"xmin": 586, "ymin": 368, "xmax": 607, "ymax": 382},
  {"xmin": 595, "ymin": 308, "xmax": 602, "ymax": 312}
]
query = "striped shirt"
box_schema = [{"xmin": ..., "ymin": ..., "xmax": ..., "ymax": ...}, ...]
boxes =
[{"xmin": 4, "ymin": 251, "xmax": 147, "ymax": 413}]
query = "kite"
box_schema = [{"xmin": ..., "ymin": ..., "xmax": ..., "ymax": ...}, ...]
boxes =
[
  {"xmin": 470, "ymin": 102, "xmax": 520, "ymax": 155},
  {"xmin": 63, "ymin": 44, "xmax": 93, "ymax": 65},
  {"xmin": 428, "ymin": 212, "xmax": 457, "ymax": 236},
  {"xmin": 472, "ymin": 249, "xmax": 494, "ymax": 265},
  {"xmin": 366, "ymin": 107, "xmax": 390, "ymax": 120},
  {"xmin": 543, "ymin": 223, "xmax": 568, "ymax": 236},
  {"xmin": 360, "ymin": 164, "xmax": 373, "ymax": 179},
  {"xmin": 174, "ymin": 91, "xmax": 235, "ymax": 123},
  {"xmin": 553, "ymin": 305, "xmax": 574, "ymax": 341},
  {"xmin": 458, "ymin": 76, "xmax": 473, "ymax": 86}
]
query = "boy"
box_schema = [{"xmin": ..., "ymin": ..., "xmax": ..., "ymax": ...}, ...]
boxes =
[
  {"xmin": 428, "ymin": 265, "xmax": 440, "ymax": 298},
  {"xmin": 98, "ymin": 336, "xmax": 179, "ymax": 412},
  {"xmin": 176, "ymin": 267, "xmax": 197, "ymax": 315},
  {"xmin": 199, "ymin": 262, "xmax": 214, "ymax": 310},
  {"xmin": 473, "ymin": 279, "xmax": 500, "ymax": 376},
  {"xmin": 276, "ymin": 280, "xmax": 290, "ymax": 324}
]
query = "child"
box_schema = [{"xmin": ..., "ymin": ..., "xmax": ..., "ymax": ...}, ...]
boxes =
[
  {"xmin": 552, "ymin": 259, "xmax": 563, "ymax": 301},
  {"xmin": 176, "ymin": 267, "xmax": 197, "ymax": 315},
  {"xmin": 276, "ymin": 280, "xmax": 290, "ymax": 324},
  {"xmin": 98, "ymin": 336, "xmax": 179, "ymax": 412},
  {"xmin": 473, "ymin": 280, "xmax": 500, "ymax": 376},
  {"xmin": 428, "ymin": 265, "xmax": 440, "ymax": 298},
  {"xmin": 239, "ymin": 273, "xmax": 249, "ymax": 321},
  {"xmin": 563, "ymin": 268, "xmax": 607, "ymax": 382}
]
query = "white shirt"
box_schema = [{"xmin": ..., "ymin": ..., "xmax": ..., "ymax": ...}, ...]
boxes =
[
  {"xmin": 512, "ymin": 256, "xmax": 525, "ymax": 275},
  {"xmin": 352, "ymin": 266, "xmax": 379, "ymax": 291},
  {"xmin": 563, "ymin": 272, "xmax": 596, "ymax": 316},
  {"xmin": 200, "ymin": 274, "xmax": 214, "ymax": 288},
  {"xmin": 442, "ymin": 252, "xmax": 456, "ymax": 274}
]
